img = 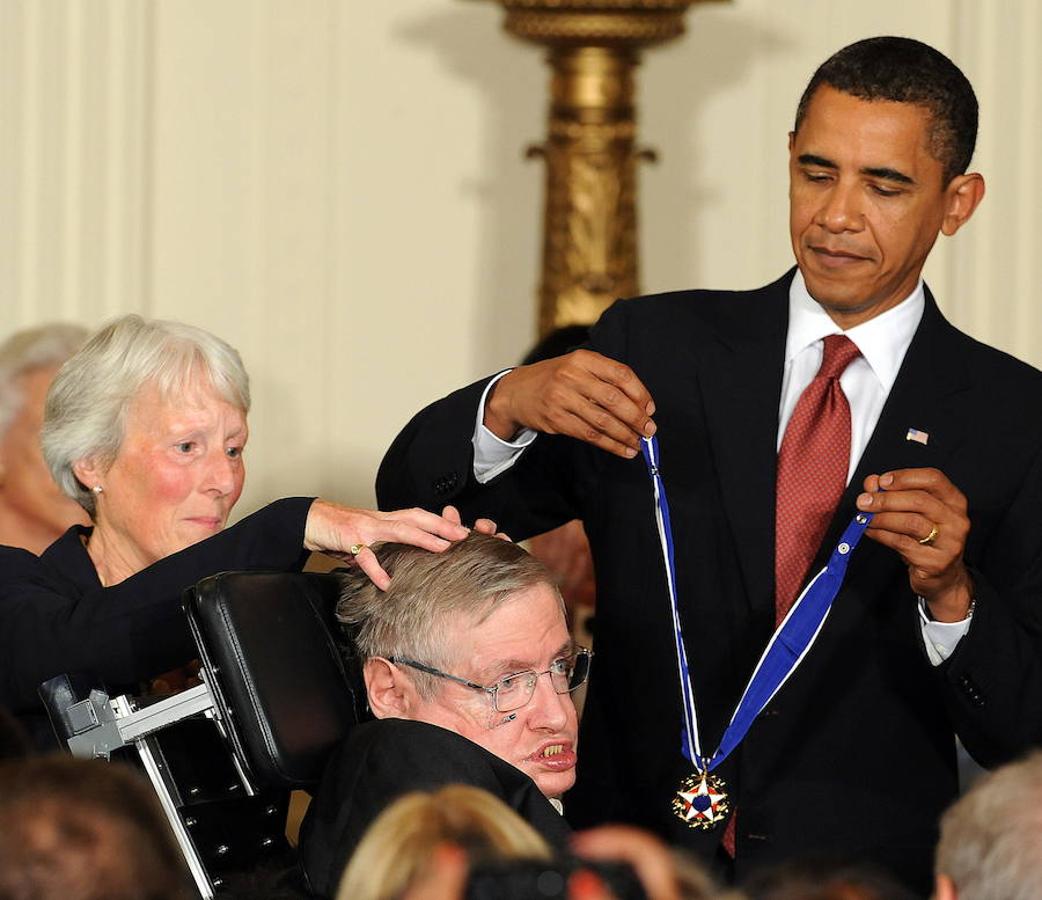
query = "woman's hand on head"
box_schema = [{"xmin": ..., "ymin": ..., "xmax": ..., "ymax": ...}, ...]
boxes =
[{"xmin": 304, "ymin": 500, "xmax": 470, "ymax": 590}]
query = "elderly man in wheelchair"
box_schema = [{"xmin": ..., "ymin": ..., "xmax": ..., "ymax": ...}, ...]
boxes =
[
  {"xmin": 299, "ymin": 532, "xmax": 588, "ymax": 896},
  {"xmin": 49, "ymin": 532, "xmax": 588, "ymax": 898}
]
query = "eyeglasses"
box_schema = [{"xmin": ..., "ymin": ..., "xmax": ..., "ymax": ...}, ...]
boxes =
[{"xmin": 391, "ymin": 647, "xmax": 592, "ymax": 713}]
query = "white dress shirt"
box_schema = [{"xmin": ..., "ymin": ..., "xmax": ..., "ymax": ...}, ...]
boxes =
[
  {"xmin": 780, "ymin": 270, "xmax": 923, "ymax": 482},
  {"xmin": 472, "ymin": 271, "xmax": 971, "ymax": 663},
  {"xmin": 472, "ymin": 370, "xmax": 538, "ymax": 483}
]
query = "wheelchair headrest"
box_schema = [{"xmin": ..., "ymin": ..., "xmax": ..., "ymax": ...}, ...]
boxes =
[{"xmin": 184, "ymin": 570, "xmax": 366, "ymax": 791}]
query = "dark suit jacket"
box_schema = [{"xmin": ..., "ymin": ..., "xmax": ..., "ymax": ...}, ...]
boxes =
[
  {"xmin": 0, "ymin": 497, "xmax": 313, "ymax": 746},
  {"xmin": 377, "ymin": 271, "xmax": 1042, "ymax": 890},
  {"xmin": 298, "ymin": 718, "xmax": 572, "ymax": 898}
]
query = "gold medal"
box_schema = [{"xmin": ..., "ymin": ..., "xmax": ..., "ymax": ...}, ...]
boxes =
[{"xmin": 672, "ymin": 770, "xmax": 730, "ymax": 830}]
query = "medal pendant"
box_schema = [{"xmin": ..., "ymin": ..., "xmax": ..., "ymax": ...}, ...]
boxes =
[{"xmin": 672, "ymin": 771, "xmax": 730, "ymax": 830}]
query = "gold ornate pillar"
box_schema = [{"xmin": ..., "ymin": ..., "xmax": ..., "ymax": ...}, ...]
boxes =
[{"xmin": 489, "ymin": 0, "xmax": 724, "ymax": 334}]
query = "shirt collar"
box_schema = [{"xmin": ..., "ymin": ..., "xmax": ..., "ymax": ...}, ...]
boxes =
[{"xmin": 786, "ymin": 269, "xmax": 925, "ymax": 393}]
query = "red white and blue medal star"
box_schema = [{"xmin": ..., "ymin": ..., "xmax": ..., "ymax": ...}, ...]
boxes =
[{"xmin": 672, "ymin": 771, "xmax": 730, "ymax": 830}]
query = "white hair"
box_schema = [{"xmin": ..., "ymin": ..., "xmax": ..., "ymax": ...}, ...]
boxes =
[
  {"xmin": 41, "ymin": 314, "xmax": 250, "ymax": 517},
  {"xmin": 0, "ymin": 323, "xmax": 88, "ymax": 439},
  {"xmin": 935, "ymin": 751, "xmax": 1042, "ymax": 900}
]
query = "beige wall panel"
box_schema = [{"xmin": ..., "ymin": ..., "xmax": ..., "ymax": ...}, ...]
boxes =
[
  {"xmin": 3, "ymin": 0, "xmax": 1040, "ymax": 521},
  {"xmin": 321, "ymin": 1, "xmax": 544, "ymax": 507},
  {"xmin": 1, "ymin": 0, "xmax": 150, "ymax": 329},
  {"xmin": 942, "ymin": 1, "xmax": 1042, "ymax": 365}
]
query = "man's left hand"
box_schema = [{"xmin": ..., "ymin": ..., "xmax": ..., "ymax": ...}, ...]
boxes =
[{"xmin": 856, "ymin": 467, "xmax": 974, "ymax": 622}]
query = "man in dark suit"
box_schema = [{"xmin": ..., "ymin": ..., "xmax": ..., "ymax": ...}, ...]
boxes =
[{"xmin": 377, "ymin": 37, "xmax": 1042, "ymax": 891}]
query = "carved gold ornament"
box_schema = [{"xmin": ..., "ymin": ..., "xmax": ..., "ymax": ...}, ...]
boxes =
[{"xmin": 486, "ymin": 0, "xmax": 727, "ymax": 333}]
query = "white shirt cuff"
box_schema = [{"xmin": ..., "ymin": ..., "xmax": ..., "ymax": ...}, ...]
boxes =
[
  {"xmin": 918, "ymin": 597, "xmax": 972, "ymax": 666},
  {"xmin": 472, "ymin": 370, "xmax": 538, "ymax": 484}
]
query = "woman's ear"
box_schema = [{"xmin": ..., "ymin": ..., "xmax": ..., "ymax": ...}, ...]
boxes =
[
  {"xmin": 363, "ymin": 658, "xmax": 417, "ymax": 719},
  {"xmin": 72, "ymin": 456, "xmax": 104, "ymax": 493}
]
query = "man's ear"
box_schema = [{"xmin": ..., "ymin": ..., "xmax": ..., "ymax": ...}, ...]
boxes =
[
  {"xmin": 363, "ymin": 658, "xmax": 417, "ymax": 719},
  {"xmin": 934, "ymin": 872, "xmax": 958, "ymax": 900},
  {"xmin": 941, "ymin": 172, "xmax": 985, "ymax": 237}
]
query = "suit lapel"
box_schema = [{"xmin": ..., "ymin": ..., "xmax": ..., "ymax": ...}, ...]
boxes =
[
  {"xmin": 698, "ymin": 279, "xmax": 790, "ymax": 622},
  {"xmin": 694, "ymin": 280, "xmax": 971, "ymax": 619}
]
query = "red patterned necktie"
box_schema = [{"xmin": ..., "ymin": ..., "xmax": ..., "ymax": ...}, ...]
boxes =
[
  {"xmin": 774, "ymin": 333, "xmax": 862, "ymax": 624},
  {"xmin": 721, "ymin": 334, "xmax": 861, "ymax": 859}
]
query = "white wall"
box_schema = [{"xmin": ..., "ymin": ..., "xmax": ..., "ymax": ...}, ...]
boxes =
[{"xmin": 2, "ymin": 0, "xmax": 1038, "ymax": 517}]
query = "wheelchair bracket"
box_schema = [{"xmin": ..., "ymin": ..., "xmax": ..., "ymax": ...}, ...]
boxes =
[{"xmin": 65, "ymin": 681, "xmax": 216, "ymax": 759}]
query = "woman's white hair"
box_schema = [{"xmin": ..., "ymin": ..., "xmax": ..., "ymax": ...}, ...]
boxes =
[
  {"xmin": 0, "ymin": 323, "xmax": 88, "ymax": 439},
  {"xmin": 41, "ymin": 314, "xmax": 250, "ymax": 517}
]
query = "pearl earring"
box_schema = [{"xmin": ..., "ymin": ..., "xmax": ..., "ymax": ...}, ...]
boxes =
[{"xmin": 91, "ymin": 485, "xmax": 104, "ymax": 494}]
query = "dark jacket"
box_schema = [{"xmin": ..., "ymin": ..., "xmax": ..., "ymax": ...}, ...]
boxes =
[{"xmin": 0, "ymin": 496, "xmax": 313, "ymax": 746}]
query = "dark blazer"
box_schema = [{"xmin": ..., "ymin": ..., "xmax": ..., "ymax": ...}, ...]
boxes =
[
  {"xmin": 0, "ymin": 497, "xmax": 313, "ymax": 746},
  {"xmin": 298, "ymin": 718, "xmax": 572, "ymax": 898},
  {"xmin": 377, "ymin": 271, "xmax": 1042, "ymax": 891}
]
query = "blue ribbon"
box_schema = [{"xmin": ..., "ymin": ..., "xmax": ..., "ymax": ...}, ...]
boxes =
[{"xmin": 640, "ymin": 435, "xmax": 872, "ymax": 773}]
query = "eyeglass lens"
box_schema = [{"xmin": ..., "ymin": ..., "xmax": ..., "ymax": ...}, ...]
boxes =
[{"xmin": 494, "ymin": 649, "xmax": 591, "ymax": 712}]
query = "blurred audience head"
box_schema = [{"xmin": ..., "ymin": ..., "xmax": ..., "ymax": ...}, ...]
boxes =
[
  {"xmin": 337, "ymin": 532, "xmax": 586, "ymax": 798},
  {"xmin": 0, "ymin": 756, "xmax": 189, "ymax": 900},
  {"xmin": 934, "ymin": 751, "xmax": 1042, "ymax": 900},
  {"xmin": 0, "ymin": 323, "xmax": 89, "ymax": 553},
  {"xmin": 526, "ymin": 518, "xmax": 596, "ymax": 613},
  {"xmin": 572, "ymin": 824, "xmax": 716, "ymax": 900},
  {"xmin": 740, "ymin": 858, "xmax": 918, "ymax": 900},
  {"xmin": 41, "ymin": 314, "xmax": 250, "ymax": 577},
  {"xmin": 336, "ymin": 784, "xmax": 552, "ymax": 900}
]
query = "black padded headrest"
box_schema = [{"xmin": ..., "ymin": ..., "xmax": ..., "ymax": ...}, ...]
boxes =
[{"xmin": 184, "ymin": 571, "xmax": 366, "ymax": 791}]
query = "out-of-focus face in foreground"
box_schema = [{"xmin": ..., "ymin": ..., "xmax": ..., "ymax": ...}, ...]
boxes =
[
  {"xmin": 0, "ymin": 365, "xmax": 90, "ymax": 552},
  {"xmin": 74, "ymin": 374, "xmax": 247, "ymax": 577},
  {"xmin": 405, "ymin": 584, "xmax": 580, "ymax": 799}
]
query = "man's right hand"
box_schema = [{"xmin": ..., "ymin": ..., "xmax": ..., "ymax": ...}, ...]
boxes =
[{"xmin": 483, "ymin": 350, "xmax": 656, "ymax": 459}]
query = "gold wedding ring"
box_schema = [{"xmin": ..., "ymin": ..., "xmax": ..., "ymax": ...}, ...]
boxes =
[
  {"xmin": 918, "ymin": 525, "xmax": 939, "ymax": 546},
  {"xmin": 349, "ymin": 543, "xmax": 368, "ymax": 555}
]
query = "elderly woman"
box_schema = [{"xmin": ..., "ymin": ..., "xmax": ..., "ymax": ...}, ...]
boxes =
[
  {"xmin": 0, "ymin": 314, "xmax": 470, "ymax": 746},
  {"xmin": 0, "ymin": 323, "xmax": 90, "ymax": 553}
]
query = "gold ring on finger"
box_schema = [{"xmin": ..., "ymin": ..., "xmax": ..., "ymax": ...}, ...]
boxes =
[
  {"xmin": 349, "ymin": 543, "xmax": 368, "ymax": 555},
  {"xmin": 917, "ymin": 525, "xmax": 939, "ymax": 546}
]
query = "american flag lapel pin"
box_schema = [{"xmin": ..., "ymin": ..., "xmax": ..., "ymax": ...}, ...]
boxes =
[{"xmin": 905, "ymin": 427, "xmax": 929, "ymax": 446}]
